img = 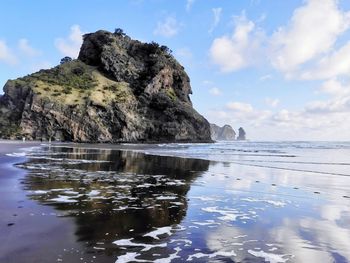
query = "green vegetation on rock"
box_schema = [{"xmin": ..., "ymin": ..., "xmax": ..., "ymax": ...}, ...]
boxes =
[
  {"xmin": 0, "ymin": 29, "xmax": 211, "ymax": 143},
  {"xmin": 29, "ymin": 60, "xmax": 97, "ymax": 91},
  {"xmin": 166, "ymin": 88, "xmax": 177, "ymax": 101},
  {"xmin": 0, "ymin": 123, "xmax": 21, "ymax": 139}
]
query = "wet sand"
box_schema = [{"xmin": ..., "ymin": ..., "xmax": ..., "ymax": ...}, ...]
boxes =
[
  {"xmin": 0, "ymin": 141, "xmax": 98, "ymax": 263},
  {"xmin": 0, "ymin": 141, "xmax": 350, "ymax": 262},
  {"xmin": 0, "ymin": 142, "xmax": 208, "ymax": 263}
]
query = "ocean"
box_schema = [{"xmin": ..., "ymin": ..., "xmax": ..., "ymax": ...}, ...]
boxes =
[{"xmin": 1, "ymin": 141, "xmax": 349, "ymax": 263}]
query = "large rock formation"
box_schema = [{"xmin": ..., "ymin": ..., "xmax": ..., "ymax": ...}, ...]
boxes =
[
  {"xmin": 237, "ymin": 127, "xmax": 246, "ymax": 140},
  {"xmin": 210, "ymin": 124, "xmax": 236, "ymax": 141},
  {"xmin": 0, "ymin": 30, "xmax": 211, "ymax": 143}
]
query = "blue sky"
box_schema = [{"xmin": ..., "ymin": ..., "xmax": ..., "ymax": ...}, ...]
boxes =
[{"xmin": 1, "ymin": 0, "xmax": 350, "ymax": 140}]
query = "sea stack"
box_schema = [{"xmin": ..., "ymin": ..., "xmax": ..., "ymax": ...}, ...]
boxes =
[
  {"xmin": 210, "ymin": 124, "xmax": 236, "ymax": 141},
  {"xmin": 237, "ymin": 127, "xmax": 246, "ymax": 140},
  {"xmin": 0, "ymin": 30, "xmax": 211, "ymax": 143}
]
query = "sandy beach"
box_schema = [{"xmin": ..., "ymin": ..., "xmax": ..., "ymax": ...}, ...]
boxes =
[
  {"xmin": 0, "ymin": 141, "xmax": 89, "ymax": 263},
  {"xmin": 0, "ymin": 141, "xmax": 350, "ymax": 262}
]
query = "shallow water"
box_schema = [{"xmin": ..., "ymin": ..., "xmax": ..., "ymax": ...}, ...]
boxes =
[{"xmin": 2, "ymin": 141, "xmax": 350, "ymax": 262}]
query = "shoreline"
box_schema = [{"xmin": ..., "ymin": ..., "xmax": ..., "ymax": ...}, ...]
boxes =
[
  {"xmin": 0, "ymin": 138, "xmax": 215, "ymax": 144},
  {"xmin": 0, "ymin": 141, "xmax": 211, "ymax": 262},
  {"xmin": 0, "ymin": 141, "xmax": 84, "ymax": 263},
  {"xmin": 1, "ymin": 141, "xmax": 349, "ymax": 262}
]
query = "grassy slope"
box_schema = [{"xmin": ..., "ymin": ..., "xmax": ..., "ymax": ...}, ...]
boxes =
[{"xmin": 11, "ymin": 60, "xmax": 134, "ymax": 107}]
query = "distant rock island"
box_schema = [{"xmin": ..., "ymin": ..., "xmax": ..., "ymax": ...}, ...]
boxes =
[
  {"xmin": 210, "ymin": 124, "xmax": 236, "ymax": 141},
  {"xmin": 0, "ymin": 29, "xmax": 211, "ymax": 143},
  {"xmin": 210, "ymin": 124, "xmax": 247, "ymax": 141},
  {"xmin": 237, "ymin": 127, "xmax": 246, "ymax": 140}
]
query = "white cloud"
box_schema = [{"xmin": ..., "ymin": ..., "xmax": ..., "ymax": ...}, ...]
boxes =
[
  {"xmin": 305, "ymin": 96, "xmax": 350, "ymax": 114},
  {"xmin": 209, "ymin": 0, "xmax": 350, "ymax": 80},
  {"xmin": 305, "ymin": 79, "xmax": 350, "ymax": 113},
  {"xmin": 300, "ymin": 42, "xmax": 350, "ymax": 80},
  {"xmin": 206, "ymin": 78, "xmax": 350, "ymax": 140},
  {"xmin": 153, "ymin": 17, "xmax": 180, "ymax": 38},
  {"xmin": 55, "ymin": 25, "xmax": 83, "ymax": 58},
  {"xmin": 30, "ymin": 61, "xmax": 53, "ymax": 72},
  {"xmin": 209, "ymin": 13, "xmax": 263, "ymax": 72},
  {"xmin": 209, "ymin": 87, "xmax": 222, "ymax": 96},
  {"xmin": 226, "ymin": 101, "xmax": 254, "ymax": 113},
  {"xmin": 305, "ymin": 99, "xmax": 350, "ymax": 114},
  {"xmin": 209, "ymin": 8, "xmax": 222, "ymax": 33},
  {"xmin": 209, "ymin": 102, "xmax": 271, "ymax": 132},
  {"xmin": 259, "ymin": 74, "xmax": 272, "ymax": 81},
  {"xmin": 18, "ymin": 39, "xmax": 40, "ymax": 57},
  {"xmin": 186, "ymin": 0, "xmax": 195, "ymax": 12},
  {"xmin": 265, "ymin": 97, "xmax": 280, "ymax": 107},
  {"xmin": 319, "ymin": 78, "xmax": 350, "ymax": 97},
  {"xmin": 202, "ymin": 80, "xmax": 214, "ymax": 86},
  {"xmin": 207, "ymin": 110, "xmax": 231, "ymax": 121},
  {"xmin": 270, "ymin": 0, "xmax": 350, "ymax": 73},
  {"xmin": 176, "ymin": 47, "xmax": 192, "ymax": 60},
  {"xmin": 205, "ymin": 1, "xmax": 350, "ymax": 140},
  {"xmin": 0, "ymin": 40, "xmax": 17, "ymax": 65}
]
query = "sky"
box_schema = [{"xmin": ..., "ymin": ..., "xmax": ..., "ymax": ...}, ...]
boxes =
[{"xmin": 1, "ymin": 0, "xmax": 350, "ymax": 141}]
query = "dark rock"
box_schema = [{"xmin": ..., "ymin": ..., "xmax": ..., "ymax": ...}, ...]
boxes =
[
  {"xmin": 0, "ymin": 30, "xmax": 211, "ymax": 143},
  {"xmin": 237, "ymin": 127, "xmax": 246, "ymax": 140},
  {"xmin": 210, "ymin": 124, "xmax": 236, "ymax": 141}
]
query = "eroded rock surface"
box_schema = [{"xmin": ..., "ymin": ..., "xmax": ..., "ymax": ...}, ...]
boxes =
[
  {"xmin": 237, "ymin": 127, "xmax": 246, "ymax": 141},
  {"xmin": 210, "ymin": 124, "xmax": 236, "ymax": 141},
  {"xmin": 0, "ymin": 30, "xmax": 211, "ymax": 142}
]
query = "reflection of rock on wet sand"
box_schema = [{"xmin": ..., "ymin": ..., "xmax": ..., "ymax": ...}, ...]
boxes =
[
  {"xmin": 20, "ymin": 146, "xmax": 209, "ymax": 246},
  {"xmin": 7, "ymin": 142, "xmax": 350, "ymax": 262}
]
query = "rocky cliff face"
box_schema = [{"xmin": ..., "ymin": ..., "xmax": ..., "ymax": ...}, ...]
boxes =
[
  {"xmin": 210, "ymin": 124, "xmax": 236, "ymax": 141},
  {"xmin": 0, "ymin": 30, "xmax": 211, "ymax": 143},
  {"xmin": 237, "ymin": 127, "xmax": 246, "ymax": 140}
]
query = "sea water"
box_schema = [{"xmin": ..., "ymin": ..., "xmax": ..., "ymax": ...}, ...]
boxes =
[{"xmin": 2, "ymin": 141, "xmax": 350, "ymax": 263}]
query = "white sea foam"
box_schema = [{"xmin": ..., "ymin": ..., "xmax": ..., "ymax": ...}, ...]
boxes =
[
  {"xmin": 192, "ymin": 220, "xmax": 220, "ymax": 226},
  {"xmin": 241, "ymin": 198, "xmax": 287, "ymax": 207},
  {"xmin": 6, "ymin": 152, "xmax": 26, "ymax": 157},
  {"xmin": 49, "ymin": 195, "xmax": 78, "ymax": 203},
  {"xmin": 63, "ymin": 190, "xmax": 79, "ymax": 195},
  {"xmin": 191, "ymin": 196, "xmax": 221, "ymax": 202},
  {"xmin": 87, "ymin": 190, "xmax": 100, "ymax": 196},
  {"xmin": 156, "ymin": 196, "xmax": 177, "ymax": 200},
  {"xmin": 170, "ymin": 202, "xmax": 183, "ymax": 205},
  {"xmin": 153, "ymin": 247, "xmax": 181, "ymax": 263},
  {"xmin": 187, "ymin": 252, "xmax": 207, "ymax": 261},
  {"xmin": 169, "ymin": 239, "xmax": 192, "ymax": 245},
  {"xmin": 187, "ymin": 250, "xmax": 237, "ymax": 261},
  {"xmin": 248, "ymin": 250, "xmax": 291, "ymax": 263},
  {"xmin": 114, "ymin": 252, "xmax": 147, "ymax": 263},
  {"xmin": 113, "ymin": 238, "xmax": 167, "ymax": 252},
  {"xmin": 31, "ymin": 190, "xmax": 49, "ymax": 195},
  {"xmin": 143, "ymin": 226, "xmax": 173, "ymax": 239},
  {"xmin": 51, "ymin": 188, "xmax": 73, "ymax": 192},
  {"xmin": 201, "ymin": 207, "xmax": 243, "ymax": 221},
  {"xmin": 136, "ymin": 183, "xmax": 154, "ymax": 188},
  {"xmin": 165, "ymin": 180, "xmax": 186, "ymax": 186}
]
